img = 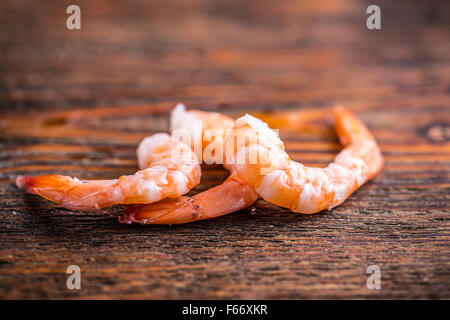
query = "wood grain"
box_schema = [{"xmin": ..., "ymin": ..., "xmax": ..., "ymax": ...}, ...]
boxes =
[{"xmin": 0, "ymin": 0, "xmax": 449, "ymax": 299}]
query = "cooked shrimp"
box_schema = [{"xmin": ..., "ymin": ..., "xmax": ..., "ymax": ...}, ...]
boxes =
[
  {"xmin": 228, "ymin": 107, "xmax": 383, "ymax": 213},
  {"xmin": 16, "ymin": 133, "xmax": 201, "ymax": 210},
  {"xmin": 120, "ymin": 104, "xmax": 258, "ymax": 224},
  {"xmin": 120, "ymin": 173, "xmax": 257, "ymax": 224},
  {"xmin": 171, "ymin": 103, "xmax": 235, "ymax": 139},
  {"xmin": 254, "ymin": 108, "xmax": 328, "ymax": 132},
  {"xmin": 170, "ymin": 103, "xmax": 234, "ymax": 164}
]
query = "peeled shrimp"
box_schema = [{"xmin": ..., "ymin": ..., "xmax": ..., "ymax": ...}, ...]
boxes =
[
  {"xmin": 16, "ymin": 133, "xmax": 201, "ymax": 210},
  {"xmin": 228, "ymin": 107, "xmax": 383, "ymax": 213},
  {"xmin": 121, "ymin": 173, "xmax": 257, "ymax": 224},
  {"xmin": 170, "ymin": 103, "xmax": 234, "ymax": 164},
  {"xmin": 120, "ymin": 104, "xmax": 258, "ymax": 224}
]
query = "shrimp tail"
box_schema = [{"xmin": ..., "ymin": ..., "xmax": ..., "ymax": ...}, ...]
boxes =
[
  {"xmin": 16, "ymin": 174, "xmax": 123, "ymax": 210},
  {"xmin": 16, "ymin": 175, "xmax": 79, "ymax": 203},
  {"xmin": 334, "ymin": 106, "xmax": 384, "ymax": 179},
  {"xmin": 120, "ymin": 175, "xmax": 258, "ymax": 224},
  {"xmin": 333, "ymin": 106, "xmax": 372, "ymax": 145}
]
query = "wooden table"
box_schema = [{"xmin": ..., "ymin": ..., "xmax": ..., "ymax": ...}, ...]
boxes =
[{"xmin": 0, "ymin": 0, "xmax": 448, "ymax": 299}]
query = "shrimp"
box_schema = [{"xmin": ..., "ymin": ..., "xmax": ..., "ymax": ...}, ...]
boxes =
[
  {"xmin": 120, "ymin": 173, "xmax": 257, "ymax": 224},
  {"xmin": 171, "ymin": 103, "xmax": 235, "ymax": 141},
  {"xmin": 170, "ymin": 103, "xmax": 234, "ymax": 165},
  {"xmin": 16, "ymin": 133, "xmax": 201, "ymax": 211},
  {"xmin": 119, "ymin": 104, "xmax": 258, "ymax": 224},
  {"xmin": 228, "ymin": 107, "xmax": 383, "ymax": 213}
]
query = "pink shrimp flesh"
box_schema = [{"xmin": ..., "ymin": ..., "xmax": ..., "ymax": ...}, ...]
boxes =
[{"xmin": 16, "ymin": 133, "xmax": 201, "ymax": 210}]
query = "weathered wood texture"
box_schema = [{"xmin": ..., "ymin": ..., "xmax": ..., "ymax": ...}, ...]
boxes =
[{"xmin": 0, "ymin": 0, "xmax": 449, "ymax": 299}]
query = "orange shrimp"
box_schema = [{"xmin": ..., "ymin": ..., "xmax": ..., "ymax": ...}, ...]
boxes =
[
  {"xmin": 16, "ymin": 133, "xmax": 201, "ymax": 210},
  {"xmin": 120, "ymin": 104, "xmax": 258, "ymax": 224},
  {"xmin": 228, "ymin": 107, "xmax": 383, "ymax": 213},
  {"xmin": 121, "ymin": 173, "xmax": 257, "ymax": 224}
]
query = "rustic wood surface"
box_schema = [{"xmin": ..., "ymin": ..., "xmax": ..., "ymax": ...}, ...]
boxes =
[{"xmin": 0, "ymin": 0, "xmax": 449, "ymax": 299}]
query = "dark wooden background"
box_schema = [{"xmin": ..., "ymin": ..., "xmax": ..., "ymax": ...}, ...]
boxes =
[{"xmin": 0, "ymin": 0, "xmax": 449, "ymax": 299}]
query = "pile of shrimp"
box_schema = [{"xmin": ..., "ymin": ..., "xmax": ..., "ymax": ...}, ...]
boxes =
[{"xmin": 16, "ymin": 104, "xmax": 383, "ymax": 224}]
